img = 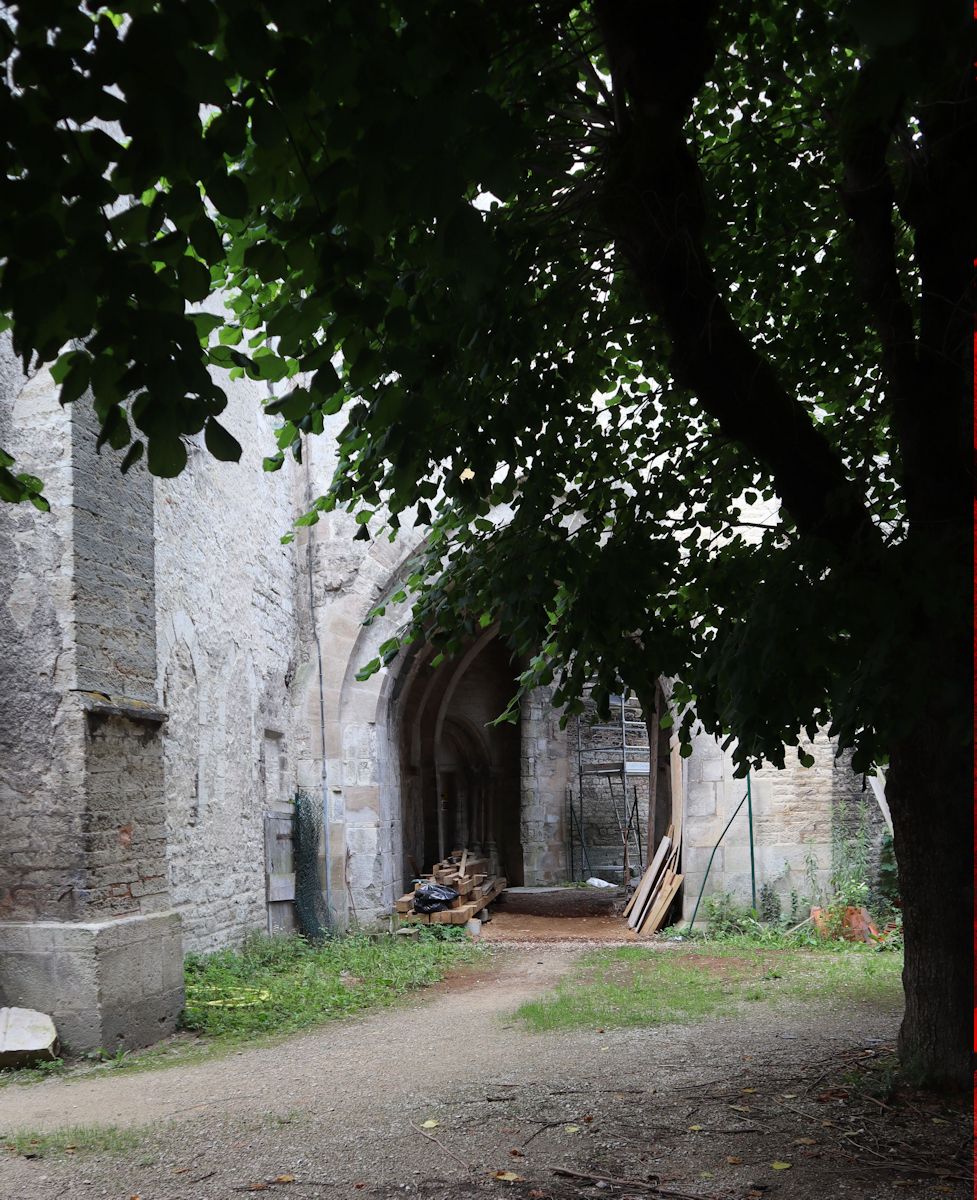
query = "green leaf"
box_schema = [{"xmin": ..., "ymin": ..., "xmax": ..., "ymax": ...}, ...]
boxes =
[
  {"xmin": 243, "ymin": 242, "xmax": 287, "ymax": 282},
  {"xmin": 204, "ymin": 418, "xmax": 242, "ymax": 462},
  {"xmin": 146, "ymin": 436, "xmax": 188, "ymax": 478},
  {"xmin": 188, "ymin": 216, "xmax": 224, "ymax": 265},
  {"xmin": 178, "ymin": 256, "xmax": 213, "ymax": 304}
]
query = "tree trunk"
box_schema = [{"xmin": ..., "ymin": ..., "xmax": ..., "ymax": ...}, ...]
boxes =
[{"xmin": 885, "ymin": 720, "xmax": 971, "ymax": 1090}]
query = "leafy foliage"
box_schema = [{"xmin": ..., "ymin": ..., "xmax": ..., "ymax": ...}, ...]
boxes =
[{"xmin": 1, "ymin": 0, "xmax": 968, "ymax": 785}]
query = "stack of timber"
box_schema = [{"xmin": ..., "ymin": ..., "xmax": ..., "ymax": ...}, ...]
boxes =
[
  {"xmin": 395, "ymin": 849, "xmax": 508, "ymax": 925},
  {"xmin": 622, "ymin": 823, "xmax": 683, "ymax": 936}
]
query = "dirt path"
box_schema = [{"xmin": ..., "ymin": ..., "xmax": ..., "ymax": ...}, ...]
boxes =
[
  {"xmin": 0, "ymin": 945, "xmax": 966, "ymax": 1200},
  {"xmin": 0, "ymin": 948, "xmax": 568, "ymax": 1133}
]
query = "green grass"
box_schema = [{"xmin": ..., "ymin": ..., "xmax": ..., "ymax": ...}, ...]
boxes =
[
  {"xmin": 515, "ymin": 942, "xmax": 903, "ymax": 1033},
  {"xmin": 182, "ymin": 929, "xmax": 482, "ymax": 1039},
  {"xmin": 2, "ymin": 1125, "xmax": 143, "ymax": 1157},
  {"xmin": 0, "ymin": 930, "xmax": 482, "ymax": 1087}
]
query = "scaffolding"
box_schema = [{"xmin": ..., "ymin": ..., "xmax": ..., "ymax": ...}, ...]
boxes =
[{"xmin": 568, "ymin": 690, "xmax": 649, "ymax": 883}]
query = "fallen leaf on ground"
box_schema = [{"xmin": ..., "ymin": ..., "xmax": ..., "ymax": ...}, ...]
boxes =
[
  {"xmin": 770, "ymin": 1161, "xmax": 792, "ymax": 1170},
  {"xmin": 563, "ymin": 1125, "xmax": 580, "ymax": 1133},
  {"xmin": 583, "ymin": 1115, "xmax": 593, "ymax": 1123},
  {"xmin": 491, "ymin": 1170, "xmax": 524, "ymax": 1181},
  {"xmin": 699, "ymin": 1171, "xmax": 714, "ymax": 1179},
  {"xmin": 782, "ymin": 1093, "xmax": 797, "ymax": 1099},
  {"xmin": 509, "ymin": 1149, "xmax": 524, "ymax": 1157},
  {"xmin": 741, "ymin": 1087, "xmax": 758, "ymax": 1094},
  {"xmin": 354, "ymin": 1185, "xmax": 365, "ymax": 1190},
  {"xmin": 528, "ymin": 1191, "xmax": 547, "ymax": 1199},
  {"xmin": 688, "ymin": 1124, "xmax": 703, "ymax": 1132},
  {"xmin": 420, "ymin": 1120, "xmax": 440, "ymax": 1129},
  {"xmin": 727, "ymin": 1156, "xmax": 743, "ymax": 1165},
  {"xmin": 275, "ymin": 1176, "xmax": 296, "ymax": 1184},
  {"xmin": 793, "ymin": 1137, "xmax": 817, "ymax": 1146}
]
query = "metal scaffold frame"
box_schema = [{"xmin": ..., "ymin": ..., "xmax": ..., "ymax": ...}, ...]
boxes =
[{"xmin": 568, "ymin": 689, "xmax": 649, "ymax": 883}]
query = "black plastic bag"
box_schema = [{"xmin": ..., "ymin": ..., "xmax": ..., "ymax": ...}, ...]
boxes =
[{"xmin": 413, "ymin": 883, "xmax": 459, "ymax": 913}]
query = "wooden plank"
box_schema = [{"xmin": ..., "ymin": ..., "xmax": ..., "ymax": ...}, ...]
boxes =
[
  {"xmin": 267, "ymin": 873, "xmax": 295, "ymax": 902},
  {"xmin": 395, "ymin": 894, "xmax": 415, "ymax": 914},
  {"xmin": 264, "ymin": 812, "xmax": 296, "ymax": 935},
  {"xmin": 624, "ymin": 834, "xmax": 671, "ymax": 925},
  {"xmin": 626, "ymin": 835, "xmax": 672, "ymax": 927},
  {"xmin": 459, "ymin": 849, "xmax": 468, "ymax": 877},
  {"xmin": 638, "ymin": 871, "xmax": 684, "ymax": 935},
  {"xmin": 268, "ymin": 902, "xmax": 297, "ymax": 933},
  {"xmin": 635, "ymin": 869, "xmax": 674, "ymax": 935},
  {"xmin": 631, "ymin": 847, "xmax": 678, "ymax": 931}
]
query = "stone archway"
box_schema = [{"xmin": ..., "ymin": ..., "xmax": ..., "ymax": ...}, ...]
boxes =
[{"xmin": 393, "ymin": 634, "xmax": 524, "ymax": 890}]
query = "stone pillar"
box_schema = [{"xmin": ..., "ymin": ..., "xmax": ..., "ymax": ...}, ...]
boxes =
[
  {"xmin": 519, "ymin": 686, "xmax": 569, "ymax": 884},
  {"xmin": 0, "ymin": 365, "xmax": 182, "ymax": 1053}
]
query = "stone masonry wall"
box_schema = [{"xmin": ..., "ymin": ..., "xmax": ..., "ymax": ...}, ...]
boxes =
[
  {"xmin": 0, "ymin": 348, "xmax": 84, "ymax": 920},
  {"xmin": 681, "ymin": 732, "xmax": 870, "ymax": 921},
  {"xmin": 567, "ymin": 695, "xmax": 650, "ymax": 884},
  {"xmin": 155, "ymin": 372, "xmax": 302, "ymax": 953},
  {"xmin": 520, "ymin": 685, "xmax": 570, "ymax": 884}
]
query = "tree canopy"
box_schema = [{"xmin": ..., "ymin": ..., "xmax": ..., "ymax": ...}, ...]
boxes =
[{"xmin": 0, "ymin": 1, "xmax": 971, "ymax": 1085}]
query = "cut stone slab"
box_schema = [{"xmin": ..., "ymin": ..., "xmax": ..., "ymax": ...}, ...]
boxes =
[
  {"xmin": 493, "ymin": 885, "xmax": 625, "ymax": 918},
  {"xmin": 0, "ymin": 1007, "xmax": 58, "ymax": 1069}
]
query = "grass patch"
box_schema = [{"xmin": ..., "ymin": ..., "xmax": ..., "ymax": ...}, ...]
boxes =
[
  {"xmin": 3, "ymin": 1124, "xmax": 143, "ymax": 1158},
  {"xmin": 0, "ymin": 930, "xmax": 482, "ymax": 1088},
  {"xmin": 516, "ymin": 946, "xmax": 736, "ymax": 1031},
  {"xmin": 182, "ymin": 929, "xmax": 482, "ymax": 1039},
  {"xmin": 515, "ymin": 942, "xmax": 903, "ymax": 1033}
]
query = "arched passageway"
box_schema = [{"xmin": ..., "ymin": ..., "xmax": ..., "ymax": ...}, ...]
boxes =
[{"xmin": 392, "ymin": 634, "xmax": 523, "ymax": 890}]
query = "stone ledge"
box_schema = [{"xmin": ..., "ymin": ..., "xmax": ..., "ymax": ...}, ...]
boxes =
[{"xmin": 74, "ymin": 690, "xmax": 167, "ymax": 725}]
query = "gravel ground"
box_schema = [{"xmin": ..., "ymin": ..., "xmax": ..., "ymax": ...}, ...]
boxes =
[{"xmin": 0, "ymin": 944, "xmax": 967, "ymax": 1200}]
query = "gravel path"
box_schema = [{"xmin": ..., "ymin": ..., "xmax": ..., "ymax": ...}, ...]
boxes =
[{"xmin": 0, "ymin": 945, "xmax": 965, "ymax": 1200}]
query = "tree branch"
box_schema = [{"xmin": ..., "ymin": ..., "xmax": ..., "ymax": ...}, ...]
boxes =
[{"xmin": 593, "ymin": 0, "xmax": 878, "ymax": 556}]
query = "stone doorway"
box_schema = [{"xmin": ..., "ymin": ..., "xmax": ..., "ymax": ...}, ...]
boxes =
[{"xmin": 394, "ymin": 634, "xmax": 524, "ymax": 891}]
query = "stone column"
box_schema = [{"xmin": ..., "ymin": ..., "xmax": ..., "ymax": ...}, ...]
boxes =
[{"xmin": 0, "ymin": 362, "xmax": 182, "ymax": 1053}]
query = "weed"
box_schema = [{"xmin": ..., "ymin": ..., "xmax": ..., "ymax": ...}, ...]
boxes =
[
  {"xmin": 759, "ymin": 882, "xmax": 782, "ymax": 924},
  {"xmin": 702, "ymin": 892, "xmax": 756, "ymax": 936},
  {"xmin": 0, "ymin": 1057, "xmax": 67, "ymax": 1087},
  {"xmin": 182, "ymin": 931, "xmax": 482, "ymax": 1039},
  {"xmin": 3, "ymin": 1125, "xmax": 142, "ymax": 1158}
]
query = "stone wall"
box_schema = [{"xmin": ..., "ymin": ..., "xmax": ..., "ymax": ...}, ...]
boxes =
[
  {"xmin": 154, "ymin": 373, "xmax": 302, "ymax": 953},
  {"xmin": 0, "ymin": 347, "xmax": 83, "ymax": 922},
  {"xmin": 567, "ymin": 695, "xmax": 651, "ymax": 884},
  {"xmin": 680, "ymin": 732, "xmax": 886, "ymax": 922},
  {"xmin": 0, "ymin": 350, "xmax": 182, "ymax": 1050},
  {"xmin": 519, "ymin": 685, "xmax": 569, "ymax": 884}
]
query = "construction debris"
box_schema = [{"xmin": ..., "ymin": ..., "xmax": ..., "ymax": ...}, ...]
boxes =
[
  {"xmin": 0, "ymin": 1007, "xmax": 58, "ymax": 1069},
  {"xmin": 395, "ymin": 850, "xmax": 507, "ymax": 926},
  {"xmin": 623, "ymin": 823, "xmax": 684, "ymax": 936}
]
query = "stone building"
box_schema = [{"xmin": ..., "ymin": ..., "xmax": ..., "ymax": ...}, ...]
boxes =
[{"xmin": 0, "ymin": 343, "xmax": 884, "ymax": 1052}]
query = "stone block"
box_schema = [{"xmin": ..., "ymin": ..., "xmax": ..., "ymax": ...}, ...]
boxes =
[
  {"xmin": 686, "ymin": 781, "xmax": 717, "ymax": 817},
  {"xmin": 0, "ymin": 1007, "xmax": 59, "ymax": 1068},
  {"xmin": 0, "ymin": 910, "xmax": 183, "ymax": 1053}
]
